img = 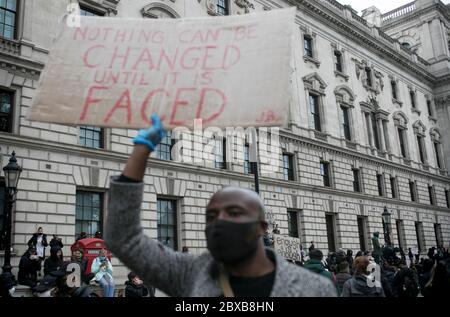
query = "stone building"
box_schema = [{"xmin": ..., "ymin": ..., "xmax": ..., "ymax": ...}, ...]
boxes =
[{"xmin": 0, "ymin": 0, "xmax": 450, "ymax": 284}]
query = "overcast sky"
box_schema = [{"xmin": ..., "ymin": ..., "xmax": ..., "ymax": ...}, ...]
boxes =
[{"xmin": 337, "ymin": 0, "xmax": 450, "ymax": 14}]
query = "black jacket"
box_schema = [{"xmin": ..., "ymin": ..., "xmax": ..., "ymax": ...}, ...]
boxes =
[
  {"xmin": 44, "ymin": 247, "xmax": 64, "ymax": 276},
  {"xmin": 49, "ymin": 238, "xmax": 64, "ymax": 249},
  {"xmin": 18, "ymin": 253, "xmax": 41, "ymax": 283},
  {"xmin": 124, "ymin": 281, "xmax": 155, "ymax": 297},
  {"xmin": 27, "ymin": 233, "xmax": 48, "ymax": 257}
]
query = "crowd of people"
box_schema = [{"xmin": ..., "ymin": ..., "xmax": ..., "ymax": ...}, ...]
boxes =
[
  {"xmin": 0, "ymin": 227, "xmax": 155, "ymax": 298},
  {"xmin": 296, "ymin": 243, "xmax": 450, "ymax": 297}
]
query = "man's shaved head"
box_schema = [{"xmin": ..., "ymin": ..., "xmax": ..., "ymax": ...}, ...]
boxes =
[{"xmin": 206, "ymin": 187, "xmax": 267, "ymax": 224}]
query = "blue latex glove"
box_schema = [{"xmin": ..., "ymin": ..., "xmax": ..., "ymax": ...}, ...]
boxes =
[{"xmin": 133, "ymin": 114, "xmax": 166, "ymax": 152}]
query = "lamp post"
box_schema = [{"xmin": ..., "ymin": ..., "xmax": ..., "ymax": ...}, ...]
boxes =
[
  {"xmin": 382, "ymin": 206, "xmax": 392, "ymax": 247},
  {"xmin": 0, "ymin": 152, "xmax": 22, "ymax": 289}
]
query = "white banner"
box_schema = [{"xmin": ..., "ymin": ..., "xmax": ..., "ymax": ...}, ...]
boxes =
[
  {"xmin": 273, "ymin": 234, "xmax": 301, "ymax": 262},
  {"xmin": 28, "ymin": 8, "xmax": 296, "ymax": 129}
]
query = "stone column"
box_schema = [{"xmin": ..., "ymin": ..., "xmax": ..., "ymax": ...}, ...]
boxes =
[
  {"xmin": 383, "ymin": 120, "xmax": 391, "ymax": 153},
  {"xmin": 366, "ymin": 113, "xmax": 375, "ymax": 148}
]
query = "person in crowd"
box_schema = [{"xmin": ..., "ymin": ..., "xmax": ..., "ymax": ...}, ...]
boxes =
[
  {"xmin": 91, "ymin": 248, "xmax": 115, "ymax": 297},
  {"xmin": 381, "ymin": 261, "xmax": 397, "ymax": 297},
  {"xmin": 422, "ymin": 250, "xmax": 450, "ymax": 297},
  {"xmin": 76, "ymin": 232, "xmax": 87, "ymax": 241},
  {"xmin": 419, "ymin": 258, "xmax": 435, "ymax": 297},
  {"xmin": 182, "ymin": 246, "xmax": 189, "ymax": 253},
  {"xmin": 408, "ymin": 248, "xmax": 414, "ymax": 265},
  {"xmin": 95, "ymin": 231, "xmax": 102, "ymax": 239},
  {"xmin": 27, "ymin": 227, "xmax": 48, "ymax": 275},
  {"xmin": 308, "ymin": 241, "xmax": 315, "ymax": 252},
  {"xmin": 44, "ymin": 246, "xmax": 64, "ymax": 276},
  {"xmin": 355, "ymin": 251, "xmax": 363, "ymax": 258},
  {"xmin": 125, "ymin": 272, "xmax": 155, "ymax": 297},
  {"xmin": 335, "ymin": 261, "xmax": 352, "ymax": 296},
  {"xmin": 0, "ymin": 272, "xmax": 17, "ymax": 297},
  {"xmin": 393, "ymin": 260, "xmax": 420, "ymax": 297},
  {"xmin": 304, "ymin": 249, "xmax": 336, "ymax": 286},
  {"xmin": 346, "ymin": 250, "xmax": 354, "ymax": 275},
  {"xmin": 18, "ymin": 247, "xmax": 41, "ymax": 288},
  {"xmin": 341, "ymin": 256, "xmax": 385, "ymax": 297},
  {"xmin": 104, "ymin": 114, "xmax": 337, "ymax": 297},
  {"xmin": 49, "ymin": 235, "xmax": 64, "ymax": 249}
]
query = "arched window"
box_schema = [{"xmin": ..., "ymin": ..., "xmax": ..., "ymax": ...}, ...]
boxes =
[
  {"xmin": 413, "ymin": 120, "xmax": 428, "ymax": 166},
  {"xmin": 393, "ymin": 111, "xmax": 410, "ymax": 161},
  {"xmin": 335, "ymin": 86, "xmax": 355, "ymax": 142},
  {"xmin": 430, "ymin": 128, "xmax": 445, "ymax": 170},
  {"xmin": 303, "ymin": 73, "xmax": 327, "ymax": 135},
  {"xmin": 141, "ymin": 3, "xmax": 180, "ymax": 19},
  {"xmin": 401, "ymin": 42, "xmax": 412, "ymax": 50}
]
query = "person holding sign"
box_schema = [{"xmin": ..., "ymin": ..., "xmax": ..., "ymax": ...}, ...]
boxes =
[{"xmin": 104, "ymin": 115, "xmax": 336, "ymax": 297}]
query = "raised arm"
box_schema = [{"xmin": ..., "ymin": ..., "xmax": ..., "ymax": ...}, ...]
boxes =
[{"xmin": 104, "ymin": 115, "xmax": 197, "ymax": 297}]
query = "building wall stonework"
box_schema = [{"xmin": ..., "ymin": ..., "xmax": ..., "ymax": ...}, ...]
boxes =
[{"xmin": 0, "ymin": 0, "xmax": 450, "ymax": 285}]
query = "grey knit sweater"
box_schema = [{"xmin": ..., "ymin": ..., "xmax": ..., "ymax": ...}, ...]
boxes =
[{"xmin": 105, "ymin": 177, "xmax": 337, "ymax": 297}]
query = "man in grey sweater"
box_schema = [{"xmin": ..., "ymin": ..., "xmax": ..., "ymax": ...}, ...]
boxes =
[{"xmin": 104, "ymin": 115, "xmax": 337, "ymax": 297}]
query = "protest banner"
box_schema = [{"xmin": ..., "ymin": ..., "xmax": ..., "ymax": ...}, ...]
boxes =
[
  {"xmin": 27, "ymin": 8, "xmax": 295, "ymax": 129},
  {"xmin": 273, "ymin": 234, "xmax": 301, "ymax": 262}
]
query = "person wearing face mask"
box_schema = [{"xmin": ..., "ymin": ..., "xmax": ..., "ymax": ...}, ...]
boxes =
[
  {"xmin": 104, "ymin": 114, "xmax": 337, "ymax": 297},
  {"xmin": 91, "ymin": 248, "xmax": 115, "ymax": 297},
  {"xmin": 27, "ymin": 227, "xmax": 48, "ymax": 276}
]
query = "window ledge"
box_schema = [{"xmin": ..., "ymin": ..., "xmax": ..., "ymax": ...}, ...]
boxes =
[
  {"xmin": 335, "ymin": 71, "xmax": 349, "ymax": 81},
  {"xmin": 411, "ymin": 108, "xmax": 421, "ymax": 115},
  {"xmin": 303, "ymin": 55, "xmax": 321, "ymax": 67},
  {"xmin": 363, "ymin": 84, "xmax": 379, "ymax": 94},
  {"xmin": 421, "ymin": 163, "xmax": 430, "ymax": 171},
  {"xmin": 392, "ymin": 98, "xmax": 403, "ymax": 107},
  {"xmin": 345, "ymin": 141, "xmax": 357, "ymax": 149},
  {"xmin": 402, "ymin": 158, "xmax": 412, "ymax": 166},
  {"xmin": 314, "ymin": 131, "xmax": 328, "ymax": 141},
  {"xmin": 428, "ymin": 116, "xmax": 437, "ymax": 123},
  {"xmin": 439, "ymin": 169, "xmax": 448, "ymax": 176}
]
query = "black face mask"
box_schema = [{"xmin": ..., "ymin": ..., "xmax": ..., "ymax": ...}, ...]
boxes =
[{"xmin": 205, "ymin": 220, "xmax": 261, "ymax": 266}]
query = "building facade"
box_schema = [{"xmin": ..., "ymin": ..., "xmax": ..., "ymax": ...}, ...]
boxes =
[{"xmin": 0, "ymin": 0, "xmax": 450, "ymax": 284}]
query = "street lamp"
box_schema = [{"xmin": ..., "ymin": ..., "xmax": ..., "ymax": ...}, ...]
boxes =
[
  {"xmin": 382, "ymin": 206, "xmax": 392, "ymax": 247},
  {"xmin": 0, "ymin": 151, "xmax": 22, "ymax": 294}
]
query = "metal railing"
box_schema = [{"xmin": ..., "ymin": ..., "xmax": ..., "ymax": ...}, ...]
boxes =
[{"xmin": 382, "ymin": 1, "xmax": 416, "ymax": 22}]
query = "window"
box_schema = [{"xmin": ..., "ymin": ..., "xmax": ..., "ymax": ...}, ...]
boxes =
[
  {"xmin": 157, "ymin": 199, "xmax": 178, "ymax": 250},
  {"xmin": 396, "ymin": 220, "xmax": 406, "ymax": 251},
  {"xmin": 156, "ymin": 131, "xmax": 174, "ymax": 161},
  {"xmin": 391, "ymin": 81, "xmax": 398, "ymax": 100},
  {"xmin": 79, "ymin": 126, "xmax": 103, "ymax": 149},
  {"xmin": 357, "ymin": 216, "xmax": 368, "ymax": 252},
  {"xmin": 320, "ymin": 161, "xmax": 331, "ymax": 188},
  {"xmin": 428, "ymin": 185, "xmax": 436, "ymax": 206},
  {"xmin": 402, "ymin": 42, "xmax": 412, "ymax": 50},
  {"xmin": 341, "ymin": 106, "xmax": 351, "ymax": 141},
  {"xmin": 0, "ymin": 90, "xmax": 13, "ymax": 133},
  {"xmin": 398, "ymin": 128, "xmax": 407, "ymax": 158},
  {"xmin": 377, "ymin": 174, "xmax": 385, "ymax": 197},
  {"xmin": 434, "ymin": 223, "xmax": 443, "ymax": 248},
  {"xmin": 283, "ymin": 153, "xmax": 295, "ymax": 181},
  {"xmin": 409, "ymin": 181, "xmax": 417, "ymax": 202},
  {"xmin": 390, "ymin": 177, "xmax": 398, "ymax": 199},
  {"xmin": 370, "ymin": 113, "xmax": 380, "ymax": 150},
  {"xmin": 214, "ymin": 137, "xmax": 226, "ymax": 170},
  {"xmin": 352, "ymin": 168, "xmax": 361, "ymax": 193},
  {"xmin": 304, "ymin": 36, "xmax": 313, "ymax": 58},
  {"xmin": 0, "ymin": 181, "xmax": 5, "ymax": 250},
  {"xmin": 287, "ymin": 210, "xmax": 299, "ymax": 238},
  {"xmin": 325, "ymin": 214, "xmax": 337, "ymax": 252},
  {"xmin": 417, "ymin": 135, "xmax": 426, "ymax": 164},
  {"xmin": 415, "ymin": 222, "xmax": 425, "ymax": 254},
  {"xmin": 427, "ymin": 100, "xmax": 433, "ymax": 117},
  {"xmin": 0, "ymin": 0, "xmax": 17, "ymax": 39},
  {"xmin": 433, "ymin": 142, "xmax": 443, "ymax": 169},
  {"xmin": 445, "ymin": 189, "xmax": 450, "ymax": 208},
  {"xmin": 80, "ymin": 6, "xmax": 104, "ymax": 16},
  {"xmin": 365, "ymin": 68, "xmax": 372, "ymax": 87},
  {"xmin": 309, "ymin": 94, "xmax": 321, "ymax": 132},
  {"xmin": 75, "ymin": 191, "xmax": 103, "ymax": 238},
  {"xmin": 243, "ymin": 143, "xmax": 252, "ymax": 174},
  {"xmin": 410, "ymin": 90, "xmax": 416, "ymax": 108},
  {"xmin": 334, "ymin": 51, "xmax": 343, "ymax": 72},
  {"xmin": 216, "ymin": 0, "xmax": 229, "ymax": 16}
]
